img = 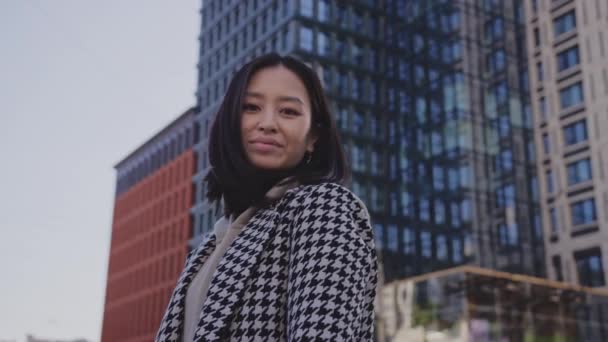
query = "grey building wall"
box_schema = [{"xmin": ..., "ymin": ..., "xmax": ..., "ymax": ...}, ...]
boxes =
[{"xmin": 525, "ymin": 0, "xmax": 608, "ymax": 288}]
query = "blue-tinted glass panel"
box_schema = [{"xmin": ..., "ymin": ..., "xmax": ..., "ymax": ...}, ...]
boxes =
[
  {"xmin": 563, "ymin": 120, "xmax": 588, "ymax": 145},
  {"xmin": 299, "ymin": 26, "xmax": 313, "ymax": 51},
  {"xmin": 559, "ymin": 82, "xmax": 584, "ymax": 109},
  {"xmin": 571, "ymin": 198, "xmax": 597, "ymax": 225},
  {"xmin": 557, "ymin": 46, "xmax": 580, "ymax": 72},
  {"xmin": 567, "ymin": 158, "xmax": 592, "ymax": 185},
  {"xmin": 549, "ymin": 207, "xmax": 558, "ymax": 234},
  {"xmin": 575, "ymin": 248, "xmax": 606, "ymax": 287},
  {"xmin": 554, "ymin": 11, "xmax": 576, "ymax": 37}
]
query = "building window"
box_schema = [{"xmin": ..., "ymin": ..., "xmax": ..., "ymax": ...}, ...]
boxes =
[
  {"xmin": 461, "ymin": 198, "xmax": 472, "ymax": 223},
  {"xmin": 559, "ymin": 82, "xmax": 584, "ymax": 109},
  {"xmin": 542, "ymin": 133, "xmax": 550, "ymax": 154},
  {"xmin": 352, "ymin": 43, "xmax": 364, "ymax": 66},
  {"xmin": 369, "ymin": 149, "xmax": 382, "ymax": 175},
  {"xmin": 335, "ymin": 37, "xmax": 346, "ymax": 61},
  {"xmin": 484, "ymin": 0, "xmax": 501, "ymax": 11},
  {"xmin": 546, "ymin": 169, "xmax": 554, "ymax": 193},
  {"xmin": 282, "ymin": 28, "xmax": 289, "ymax": 49},
  {"xmin": 352, "ymin": 143, "xmax": 366, "ymax": 172},
  {"xmin": 335, "ymin": 4, "xmax": 347, "ymax": 28},
  {"xmin": 433, "ymin": 165, "xmax": 444, "ymax": 191},
  {"xmin": 536, "ymin": 61, "xmax": 543, "ymax": 81},
  {"xmin": 574, "ymin": 248, "xmax": 605, "ymax": 287},
  {"xmin": 498, "ymin": 149, "xmax": 513, "ymax": 172},
  {"xmin": 436, "ymin": 235, "xmax": 448, "ymax": 261},
  {"xmin": 421, "ymin": 231, "xmax": 432, "ymax": 258},
  {"xmin": 338, "ymin": 70, "xmax": 348, "ymax": 96},
  {"xmin": 539, "ymin": 96, "xmax": 547, "ymax": 121},
  {"xmin": 282, "ymin": 0, "xmax": 290, "ymax": 15},
  {"xmin": 563, "ymin": 119, "xmax": 588, "ymax": 145},
  {"xmin": 401, "ymin": 190, "xmax": 412, "ymax": 216},
  {"xmin": 554, "ymin": 10, "xmax": 576, "ymax": 37},
  {"xmin": 352, "ymin": 10, "xmax": 363, "ymax": 30},
  {"xmin": 435, "ymin": 199, "xmax": 446, "ymax": 225},
  {"xmin": 452, "ymin": 238, "xmax": 462, "ymax": 263},
  {"xmin": 530, "ymin": 175, "xmax": 539, "ymax": 201},
  {"xmin": 567, "ymin": 158, "xmax": 592, "ymax": 185},
  {"xmin": 571, "ymin": 198, "xmax": 597, "ymax": 226},
  {"xmin": 299, "ymin": 0, "xmax": 313, "ymax": 17},
  {"xmin": 317, "ymin": 31, "xmax": 329, "ymax": 56},
  {"xmin": 319, "ymin": 0, "xmax": 330, "ymax": 22},
  {"xmin": 487, "ymin": 49, "xmax": 506, "ymax": 74},
  {"xmin": 498, "ymin": 223, "xmax": 518, "ymax": 247},
  {"xmin": 532, "ymin": 213, "xmax": 542, "ymax": 241},
  {"xmin": 419, "ymin": 196, "xmax": 430, "ymax": 222},
  {"xmin": 272, "ymin": 2, "xmax": 278, "ymax": 24},
  {"xmin": 299, "ymin": 26, "xmax": 313, "ymax": 51},
  {"xmin": 557, "ymin": 46, "xmax": 580, "ymax": 72},
  {"xmin": 484, "ymin": 17, "xmax": 504, "ymax": 42},
  {"xmin": 387, "ymin": 225, "xmax": 398, "ymax": 251},
  {"xmin": 403, "ymin": 228, "xmax": 415, "ymax": 255},
  {"xmin": 533, "ymin": 27, "xmax": 540, "ymax": 47},
  {"xmin": 549, "ymin": 207, "xmax": 558, "ymax": 235},
  {"xmin": 552, "ymin": 255, "xmax": 564, "ymax": 281},
  {"xmin": 352, "ymin": 76, "xmax": 362, "ymax": 99}
]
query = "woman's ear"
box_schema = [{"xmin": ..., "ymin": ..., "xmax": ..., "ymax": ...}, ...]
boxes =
[{"xmin": 306, "ymin": 125, "xmax": 319, "ymax": 152}]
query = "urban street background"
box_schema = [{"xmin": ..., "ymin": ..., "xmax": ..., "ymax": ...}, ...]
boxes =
[{"xmin": 2, "ymin": 0, "xmax": 608, "ymax": 341}]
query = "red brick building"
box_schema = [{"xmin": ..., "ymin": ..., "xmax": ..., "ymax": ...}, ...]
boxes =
[{"xmin": 101, "ymin": 108, "xmax": 197, "ymax": 342}]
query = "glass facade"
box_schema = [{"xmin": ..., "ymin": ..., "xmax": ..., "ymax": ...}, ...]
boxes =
[{"xmin": 193, "ymin": 0, "xmax": 544, "ymax": 284}]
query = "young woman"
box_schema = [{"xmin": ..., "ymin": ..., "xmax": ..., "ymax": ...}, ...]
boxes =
[{"xmin": 156, "ymin": 53, "xmax": 377, "ymax": 341}]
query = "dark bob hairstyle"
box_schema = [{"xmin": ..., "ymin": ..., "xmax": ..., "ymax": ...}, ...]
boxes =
[{"xmin": 204, "ymin": 53, "xmax": 350, "ymax": 216}]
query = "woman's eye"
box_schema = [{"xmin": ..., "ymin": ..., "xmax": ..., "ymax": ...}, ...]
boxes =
[
  {"xmin": 243, "ymin": 103, "xmax": 259, "ymax": 112},
  {"xmin": 281, "ymin": 108, "xmax": 300, "ymax": 116}
]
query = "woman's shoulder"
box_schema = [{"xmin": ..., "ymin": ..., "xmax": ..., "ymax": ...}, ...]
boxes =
[{"xmin": 284, "ymin": 182, "xmax": 369, "ymax": 215}]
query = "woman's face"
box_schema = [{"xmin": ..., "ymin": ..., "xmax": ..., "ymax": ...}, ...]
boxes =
[{"xmin": 240, "ymin": 65, "xmax": 317, "ymax": 171}]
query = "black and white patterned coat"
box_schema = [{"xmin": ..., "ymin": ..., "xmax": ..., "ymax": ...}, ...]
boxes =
[{"xmin": 155, "ymin": 182, "xmax": 377, "ymax": 341}]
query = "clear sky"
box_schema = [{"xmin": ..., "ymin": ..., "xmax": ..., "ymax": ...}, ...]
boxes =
[{"xmin": 0, "ymin": 1, "xmax": 199, "ymax": 341}]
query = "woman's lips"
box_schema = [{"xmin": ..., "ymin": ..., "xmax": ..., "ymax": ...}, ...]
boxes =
[{"xmin": 250, "ymin": 141, "xmax": 280, "ymax": 153}]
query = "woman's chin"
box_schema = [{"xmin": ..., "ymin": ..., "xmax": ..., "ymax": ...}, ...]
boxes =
[{"xmin": 250, "ymin": 159, "xmax": 298, "ymax": 172}]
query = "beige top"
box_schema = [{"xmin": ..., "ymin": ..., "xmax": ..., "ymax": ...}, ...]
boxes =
[{"xmin": 182, "ymin": 179, "xmax": 297, "ymax": 342}]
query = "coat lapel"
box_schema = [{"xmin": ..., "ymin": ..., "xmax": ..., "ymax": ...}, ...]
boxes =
[
  {"xmin": 193, "ymin": 206, "xmax": 281, "ymax": 341},
  {"xmin": 156, "ymin": 233, "xmax": 217, "ymax": 342}
]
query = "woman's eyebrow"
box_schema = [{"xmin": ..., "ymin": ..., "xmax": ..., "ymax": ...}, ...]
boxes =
[
  {"xmin": 244, "ymin": 91, "xmax": 264, "ymax": 99},
  {"xmin": 276, "ymin": 95, "xmax": 303, "ymax": 105},
  {"xmin": 245, "ymin": 92, "xmax": 303, "ymax": 105}
]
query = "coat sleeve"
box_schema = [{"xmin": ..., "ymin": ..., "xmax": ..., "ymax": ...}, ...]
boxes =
[{"xmin": 286, "ymin": 184, "xmax": 377, "ymax": 341}]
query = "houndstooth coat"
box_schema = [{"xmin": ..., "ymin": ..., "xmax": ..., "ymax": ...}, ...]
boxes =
[{"xmin": 155, "ymin": 182, "xmax": 377, "ymax": 341}]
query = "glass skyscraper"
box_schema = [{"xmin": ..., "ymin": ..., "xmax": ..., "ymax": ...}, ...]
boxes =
[{"xmin": 191, "ymin": 0, "xmax": 545, "ymax": 284}]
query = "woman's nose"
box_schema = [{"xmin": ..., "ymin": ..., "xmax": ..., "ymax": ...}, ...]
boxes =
[{"xmin": 257, "ymin": 108, "xmax": 278, "ymax": 132}]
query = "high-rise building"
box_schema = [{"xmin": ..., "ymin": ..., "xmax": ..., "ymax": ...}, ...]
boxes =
[
  {"xmin": 525, "ymin": 0, "xmax": 608, "ymax": 288},
  {"xmin": 101, "ymin": 108, "xmax": 197, "ymax": 342},
  {"xmin": 192, "ymin": 0, "xmax": 545, "ymax": 284}
]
